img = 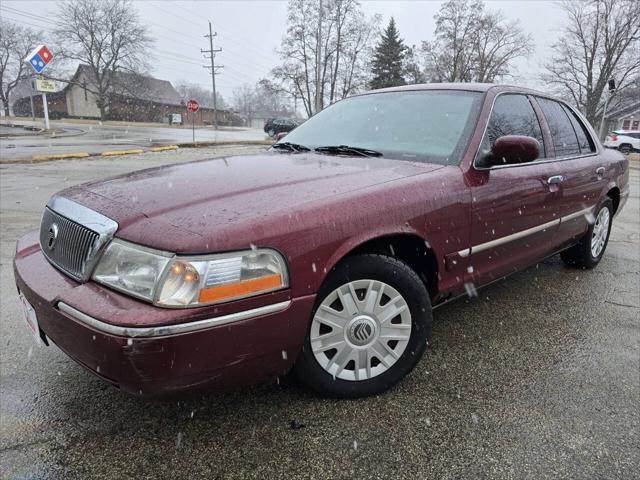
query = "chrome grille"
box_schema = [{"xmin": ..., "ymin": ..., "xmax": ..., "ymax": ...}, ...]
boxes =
[
  {"xmin": 39, "ymin": 197, "xmax": 118, "ymax": 282},
  {"xmin": 40, "ymin": 207, "xmax": 99, "ymax": 281}
]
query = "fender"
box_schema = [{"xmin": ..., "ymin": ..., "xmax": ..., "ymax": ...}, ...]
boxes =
[{"xmin": 321, "ymin": 225, "xmax": 436, "ymax": 284}]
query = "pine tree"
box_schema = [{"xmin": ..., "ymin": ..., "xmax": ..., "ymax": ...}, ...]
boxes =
[{"xmin": 370, "ymin": 18, "xmax": 408, "ymax": 90}]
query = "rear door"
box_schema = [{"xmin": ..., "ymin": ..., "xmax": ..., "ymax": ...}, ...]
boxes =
[
  {"xmin": 466, "ymin": 93, "xmax": 561, "ymax": 285},
  {"xmin": 533, "ymin": 97, "xmax": 604, "ymax": 248}
]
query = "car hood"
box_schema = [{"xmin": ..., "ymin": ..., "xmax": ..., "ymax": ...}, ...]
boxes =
[{"xmin": 60, "ymin": 152, "xmax": 443, "ymax": 252}]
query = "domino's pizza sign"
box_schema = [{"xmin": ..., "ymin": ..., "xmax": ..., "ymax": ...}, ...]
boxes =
[{"xmin": 25, "ymin": 45, "xmax": 54, "ymax": 74}]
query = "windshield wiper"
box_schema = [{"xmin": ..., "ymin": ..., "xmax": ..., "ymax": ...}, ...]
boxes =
[
  {"xmin": 314, "ymin": 145, "xmax": 383, "ymax": 157},
  {"xmin": 271, "ymin": 142, "xmax": 311, "ymax": 153}
]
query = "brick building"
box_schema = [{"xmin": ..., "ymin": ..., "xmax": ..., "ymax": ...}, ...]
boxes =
[{"xmin": 14, "ymin": 65, "xmax": 240, "ymax": 126}]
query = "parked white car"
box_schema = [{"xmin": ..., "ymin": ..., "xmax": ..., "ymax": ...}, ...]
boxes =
[{"xmin": 603, "ymin": 130, "xmax": 640, "ymax": 154}]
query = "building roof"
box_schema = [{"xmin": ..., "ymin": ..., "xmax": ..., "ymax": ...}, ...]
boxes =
[
  {"xmin": 72, "ymin": 64, "xmax": 183, "ymax": 106},
  {"xmin": 605, "ymin": 101, "xmax": 640, "ymax": 119}
]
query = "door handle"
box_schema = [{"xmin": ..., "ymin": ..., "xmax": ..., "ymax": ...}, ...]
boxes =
[
  {"xmin": 595, "ymin": 166, "xmax": 605, "ymax": 176},
  {"xmin": 547, "ymin": 175, "xmax": 565, "ymax": 185}
]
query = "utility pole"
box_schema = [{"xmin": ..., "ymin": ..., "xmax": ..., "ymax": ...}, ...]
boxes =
[{"xmin": 202, "ymin": 21, "xmax": 223, "ymax": 130}]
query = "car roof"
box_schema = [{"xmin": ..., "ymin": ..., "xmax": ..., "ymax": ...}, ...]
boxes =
[{"xmin": 356, "ymin": 82, "xmax": 560, "ymax": 99}]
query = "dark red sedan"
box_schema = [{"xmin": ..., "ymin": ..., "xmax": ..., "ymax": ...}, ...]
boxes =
[{"xmin": 14, "ymin": 84, "xmax": 629, "ymax": 398}]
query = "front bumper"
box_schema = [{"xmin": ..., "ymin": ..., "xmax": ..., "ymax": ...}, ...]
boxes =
[{"xmin": 14, "ymin": 231, "xmax": 315, "ymax": 397}]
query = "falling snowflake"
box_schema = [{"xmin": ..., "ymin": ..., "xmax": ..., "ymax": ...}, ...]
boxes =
[{"xmin": 464, "ymin": 282, "xmax": 478, "ymax": 298}]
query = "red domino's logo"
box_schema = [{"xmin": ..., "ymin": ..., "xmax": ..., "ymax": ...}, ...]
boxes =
[{"xmin": 38, "ymin": 46, "xmax": 54, "ymax": 64}]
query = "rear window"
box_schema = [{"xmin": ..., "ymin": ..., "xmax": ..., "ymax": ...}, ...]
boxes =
[
  {"xmin": 561, "ymin": 105, "xmax": 595, "ymax": 154},
  {"xmin": 536, "ymin": 97, "xmax": 581, "ymax": 158}
]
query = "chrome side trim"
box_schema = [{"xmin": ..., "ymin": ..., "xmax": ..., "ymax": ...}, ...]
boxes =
[
  {"xmin": 456, "ymin": 205, "xmax": 595, "ymax": 257},
  {"xmin": 471, "ymin": 219, "xmax": 560, "ymax": 254},
  {"xmin": 57, "ymin": 300, "xmax": 292, "ymax": 338},
  {"xmin": 560, "ymin": 206, "xmax": 594, "ymax": 223}
]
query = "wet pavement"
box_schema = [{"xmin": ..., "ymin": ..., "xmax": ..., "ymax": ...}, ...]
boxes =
[
  {"xmin": 0, "ymin": 119, "xmax": 266, "ymax": 161},
  {"xmin": 1, "ymin": 151, "xmax": 638, "ymax": 479}
]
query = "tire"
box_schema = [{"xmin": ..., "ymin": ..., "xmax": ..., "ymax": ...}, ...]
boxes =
[
  {"xmin": 619, "ymin": 144, "xmax": 631, "ymax": 155},
  {"xmin": 561, "ymin": 197, "xmax": 613, "ymax": 269},
  {"xmin": 267, "ymin": 129, "xmax": 275, "ymax": 137},
  {"xmin": 294, "ymin": 254, "xmax": 431, "ymax": 398}
]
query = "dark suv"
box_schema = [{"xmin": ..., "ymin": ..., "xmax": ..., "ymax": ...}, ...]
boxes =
[{"xmin": 264, "ymin": 118, "xmax": 299, "ymax": 137}]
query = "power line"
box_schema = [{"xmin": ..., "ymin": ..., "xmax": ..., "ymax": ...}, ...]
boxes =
[
  {"xmin": 1, "ymin": 4, "xmax": 271, "ymax": 94},
  {"xmin": 152, "ymin": 1, "xmax": 277, "ymax": 71},
  {"xmin": 167, "ymin": 0, "xmax": 278, "ymax": 59}
]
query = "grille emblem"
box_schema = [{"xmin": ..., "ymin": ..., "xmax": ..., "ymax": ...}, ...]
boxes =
[{"xmin": 47, "ymin": 223, "xmax": 59, "ymax": 250}]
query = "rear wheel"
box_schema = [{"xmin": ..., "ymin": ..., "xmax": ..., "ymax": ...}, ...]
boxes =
[
  {"xmin": 294, "ymin": 254, "xmax": 431, "ymax": 398},
  {"xmin": 267, "ymin": 129, "xmax": 275, "ymax": 137},
  {"xmin": 561, "ymin": 198, "xmax": 613, "ymax": 269}
]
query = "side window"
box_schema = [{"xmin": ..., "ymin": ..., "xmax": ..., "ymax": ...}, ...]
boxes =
[
  {"xmin": 537, "ymin": 97, "xmax": 581, "ymax": 158},
  {"xmin": 561, "ymin": 104, "xmax": 595, "ymax": 154},
  {"xmin": 480, "ymin": 94, "xmax": 546, "ymax": 162}
]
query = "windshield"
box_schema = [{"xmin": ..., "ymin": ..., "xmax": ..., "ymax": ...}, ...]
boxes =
[{"xmin": 279, "ymin": 90, "xmax": 484, "ymax": 165}]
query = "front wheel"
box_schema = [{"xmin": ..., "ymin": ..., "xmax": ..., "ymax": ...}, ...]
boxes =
[
  {"xmin": 561, "ymin": 198, "xmax": 613, "ymax": 268},
  {"xmin": 294, "ymin": 254, "xmax": 431, "ymax": 398}
]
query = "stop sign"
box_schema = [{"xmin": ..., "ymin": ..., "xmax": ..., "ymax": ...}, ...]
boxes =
[{"xmin": 187, "ymin": 99, "xmax": 199, "ymax": 113}]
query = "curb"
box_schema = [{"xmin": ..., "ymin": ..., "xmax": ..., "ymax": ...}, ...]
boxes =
[
  {"xmin": 101, "ymin": 148, "xmax": 145, "ymax": 156},
  {"xmin": 32, "ymin": 152, "xmax": 90, "ymax": 161},
  {"xmin": 176, "ymin": 140, "xmax": 273, "ymax": 148},
  {"xmin": 2, "ymin": 141, "xmax": 266, "ymax": 164},
  {"xmin": 150, "ymin": 145, "xmax": 179, "ymax": 152}
]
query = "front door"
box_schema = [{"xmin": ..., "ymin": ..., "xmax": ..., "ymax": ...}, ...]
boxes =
[{"xmin": 465, "ymin": 93, "xmax": 561, "ymax": 286}]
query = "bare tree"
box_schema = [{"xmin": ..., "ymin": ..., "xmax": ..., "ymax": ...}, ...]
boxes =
[
  {"xmin": 54, "ymin": 0, "xmax": 152, "ymax": 120},
  {"xmin": 422, "ymin": 0, "xmax": 533, "ymax": 83},
  {"xmin": 473, "ymin": 11, "xmax": 534, "ymax": 83},
  {"xmin": 543, "ymin": 0, "xmax": 640, "ymax": 126},
  {"xmin": 273, "ymin": 0, "xmax": 378, "ymax": 117},
  {"xmin": 404, "ymin": 45, "xmax": 426, "ymax": 85},
  {"xmin": 175, "ymin": 80, "xmax": 226, "ymax": 109},
  {"xmin": 233, "ymin": 80, "xmax": 294, "ymax": 124},
  {"xmin": 423, "ymin": 0, "xmax": 484, "ymax": 83},
  {"xmin": 0, "ymin": 21, "xmax": 41, "ymax": 116},
  {"xmin": 232, "ymin": 84, "xmax": 259, "ymax": 125}
]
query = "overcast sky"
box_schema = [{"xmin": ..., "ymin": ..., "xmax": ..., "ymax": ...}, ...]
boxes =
[{"xmin": 2, "ymin": 0, "xmax": 566, "ymax": 101}]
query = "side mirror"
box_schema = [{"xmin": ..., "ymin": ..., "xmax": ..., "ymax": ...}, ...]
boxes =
[{"xmin": 484, "ymin": 135, "xmax": 540, "ymax": 167}]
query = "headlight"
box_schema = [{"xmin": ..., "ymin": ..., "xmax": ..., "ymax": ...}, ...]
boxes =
[
  {"xmin": 156, "ymin": 249, "xmax": 289, "ymax": 307},
  {"xmin": 92, "ymin": 239, "xmax": 289, "ymax": 308},
  {"xmin": 92, "ymin": 239, "xmax": 172, "ymax": 301}
]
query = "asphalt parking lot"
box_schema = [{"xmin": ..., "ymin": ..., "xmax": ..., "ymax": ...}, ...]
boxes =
[
  {"xmin": 0, "ymin": 119, "xmax": 266, "ymax": 161},
  {"xmin": 1, "ymin": 150, "xmax": 638, "ymax": 479}
]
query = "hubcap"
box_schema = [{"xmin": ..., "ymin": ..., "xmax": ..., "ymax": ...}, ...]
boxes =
[
  {"xmin": 591, "ymin": 207, "xmax": 610, "ymax": 258},
  {"xmin": 310, "ymin": 279, "xmax": 412, "ymax": 381}
]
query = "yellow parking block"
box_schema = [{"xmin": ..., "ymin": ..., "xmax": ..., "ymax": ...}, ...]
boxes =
[
  {"xmin": 32, "ymin": 152, "xmax": 90, "ymax": 161},
  {"xmin": 101, "ymin": 148, "xmax": 145, "ymax": 156},
  {"xmin": 150, "ymin": 145, "xmax": 179, "ymax": 152}
]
